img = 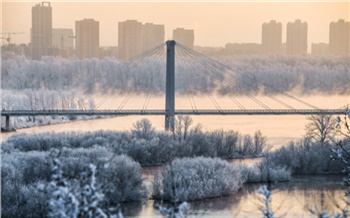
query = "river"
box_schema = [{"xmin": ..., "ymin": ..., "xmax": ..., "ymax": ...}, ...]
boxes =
[
  {"xmin": 2, "ymin": 94, "xmax": 349, "ymax": 148},
  {"xmin": 120, "ymin": 175, "xmax": 346, "ymax": 217}
]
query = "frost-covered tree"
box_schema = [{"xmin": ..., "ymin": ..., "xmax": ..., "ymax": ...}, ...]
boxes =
[
  {"xmin": 2, "ymin": 55, "xmax": 350, "ymax": 95},
  {"xmin": 174, "ymin": 115, "xmax": 193, "ymax": 142},
  {"xmin": 131, "ymin": 118, "xmax": 155, "ymax": 139},
  {"xmin": 152, "ymin": 157, "xmax": 246, "ymax": 201},
  {"xmin": 306, "ymin": 114, "xmax": 337, "ymax": 144},
  {"xmin": 47, "ymin": 157, "xmax": 123, "ymax": 218}
]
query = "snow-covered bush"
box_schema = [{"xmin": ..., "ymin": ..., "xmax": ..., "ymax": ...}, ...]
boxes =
[
  {"xmin": 46, "ymin": 158, "xmax": 123, "ymax": 218},
  {"xmin": 126, "ymin": 137, "xmax": 175, "ymax": 166},
  {"xmin": 2, "ymin": 128, "xmax": 266, "ymax": 166},
  {"xmin": 1, "ymin": 181, "xmax": 49, "ymax": 218},
  {"xmin": 233, "ymin": 162, "xmax": 290, "ymax": 183},
  {"xmin": 267, "ymin": 139, "xmax": 343, "ymax": 175},
  {"xmin": 152, "ymin": 157, "xmax": 246, "ymax": 201},
  {"xmin": 1, "ymin": 150, "xmax": 146, "ymax": 218},
  {"xmin": 246, "ymin": 160, "xmax": 291, "ymax": 183}
]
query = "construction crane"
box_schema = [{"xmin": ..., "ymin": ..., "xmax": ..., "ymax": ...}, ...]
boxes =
[{"xmin": 1, "ymin": 32, "xmax": 25, "ymax": 45}]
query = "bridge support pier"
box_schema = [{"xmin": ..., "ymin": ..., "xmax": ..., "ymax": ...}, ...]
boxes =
[
  {"xmin": 165, "ymin": 40, "xmax": 176, "ymax": 132},
  {"xmin": 5, "ymin": 115, "xmax": 10, "ymax": 131}
]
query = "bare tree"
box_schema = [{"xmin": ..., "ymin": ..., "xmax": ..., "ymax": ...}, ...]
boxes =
[
  {"xmin": 174, "ymin": 115, "xmax": 193, "ymax": 142},
  {"xmin": 131, "ymin": 118, "xmax": 155, "ymax": 139},
  {"xmin": 305, "ymin": 114, "xmax": 337, "ymax": 144},
  {"xmin": 253, "ymin": 130, "xmax": 267, "ymax": 155}
]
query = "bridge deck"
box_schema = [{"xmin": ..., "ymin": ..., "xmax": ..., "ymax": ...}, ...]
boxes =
[{"xmin": 1, "ymin": 109, "xmax": 345, "ymax": 116}]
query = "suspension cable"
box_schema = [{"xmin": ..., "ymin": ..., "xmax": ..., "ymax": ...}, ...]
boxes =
[{"xmin": 177, "ymin": 42, "xmax": 319, "ymax": 109}]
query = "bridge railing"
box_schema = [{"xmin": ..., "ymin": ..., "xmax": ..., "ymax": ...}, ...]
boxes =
[{"xmin": 1, "ymin": 109, "xmax": 346, "ymax": 116}]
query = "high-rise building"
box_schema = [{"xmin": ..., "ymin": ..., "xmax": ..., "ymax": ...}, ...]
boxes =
[
  {"xmin": 261, "ymin": 20, "xmax": 282, "ymax": 54},
  {"xmin": 75, "ymin": 19, "xmax": 99, "ymax": 59},
  {"xmin": 286, "ymin": 19, "xmax": 308, "ymax": 55},
  {"xmin": 329, "ymin": 19, "xmax": 350, "ymax": 56},
  {"xmin": 142, "ymin": 23, "xmax": 165, "ymax": 51},
  {"xmin": 118, "ymin": 20, "xmax": 143, "ymax": 60},
  {"xmin": 173, "ymin": 28, "xmax": 195, "ymax": 49},
  {"xmin": 31, "ymin": 2, "xmax": 52, "ymax": 60},
  {"xmin": 118, "ymin": 20, "xmax": 164, "ymax": 60}
]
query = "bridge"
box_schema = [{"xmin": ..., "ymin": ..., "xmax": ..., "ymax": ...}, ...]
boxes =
[
  {"xmin": 1, "ymin": 40, "xmax": 347, "ymax": 132},
  {"xmin": 1, "ymin": 109, "xmax": 345, "ymax": 116}
]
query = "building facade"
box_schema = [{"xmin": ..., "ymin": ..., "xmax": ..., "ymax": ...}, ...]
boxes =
[
  {"xmin": 118, "ymin": 20, "xmax": 143, "ymax": 60},
  {"xmin": 286, "ymin": 19, "xmax": 308, "ymax": 55},
  {"xmin": 173, "ymin": 28, "xmax": 195, "ymax": 49},
  {"xmin": 329, "ymin": 19, "xmax": 350, "ymax": 56},
  {"xmin": 142, "ymin": 23, "xmax": 165, "ymax": 51},
  {"xmin": 75, "ymin": 19, "xmax": 99, "ymax": 59},
  {"xmin": 262, "ymin": 20, "xmax": 282, "ymax": 54},
  {"xmin": 31, "ymin": 2, "xmax": 52, "ymax": 60},
  {"xmin": 118, "ymin": 20, "xmax": 164, "ymax": 60}
]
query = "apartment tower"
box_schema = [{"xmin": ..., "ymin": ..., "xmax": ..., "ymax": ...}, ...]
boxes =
[
  {"xmin": 118, "ymin": 20, "xmax": 164, "ymax": 60},
  {"xmin": 118, "ymin": 20, "xmax": 143, "ymax": 60},
  {"xmin": 329, "ymin": 19, "xmax": 350, "ymax": 56},
  {"xmin": 31, "ymin": 2, "xmax": 52, "ymax": 60},
  {"xmin": 262, "ymin": 20, "xmax": 282, "ymax": 54},
  {"xmin": 286, "ymin": 19, "xmax": 308, "ymax": 55},
  {"xmin": 75, "ymin": 19, "xmax": 99, "ymax": 59},
  {"xmin": 173, "ymin": 28, "xmax": 195, "ymax": 49}
]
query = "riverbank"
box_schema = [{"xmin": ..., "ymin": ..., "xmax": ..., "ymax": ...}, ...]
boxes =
[{"xmin": 0, "ymin": 114, "xmax": 114, "ymax": 133}]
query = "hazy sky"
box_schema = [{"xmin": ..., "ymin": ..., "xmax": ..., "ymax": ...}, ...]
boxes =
[{"xmin": 2, "ymin": 1, "xmax": 349, "ymax": 47}]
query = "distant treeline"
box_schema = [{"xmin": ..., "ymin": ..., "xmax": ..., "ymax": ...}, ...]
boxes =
[{"xmin": 2, "ymin": 55, "xmax": 349, "ymax": 95}]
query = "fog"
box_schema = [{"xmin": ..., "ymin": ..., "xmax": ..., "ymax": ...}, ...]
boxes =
[{"xmin": 2, "ymin": 55, "xmax": 349, "ymax": 96}]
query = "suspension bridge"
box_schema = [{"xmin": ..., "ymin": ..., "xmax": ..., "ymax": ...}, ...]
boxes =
[{"xmin": 1, "ymin": 40, "xmax": 347, "ymax": 132}]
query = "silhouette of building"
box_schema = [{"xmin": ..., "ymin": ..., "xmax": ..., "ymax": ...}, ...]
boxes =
[
  {"xmin": 31, "ymin": 2, "xmax": 52, "ymax": 60},
  {"xmin": 286, "ymin": 19, "xmax": 308, "ymax": 55},
  {"xmin": 225, "ymin": 43, "xmax": 262, "ymax": 55},
  {"xmin": 52, "ymin": 28, "xmax": 74, "ymax": 58},
  {"xmin": 142, "ymin": 23, "xmax": 165, "ymax": 51},
  {"xmin": 118, "ymin": 20, "xmax": 164, "ymax": 60},
  {"xmin": 118, "ymin": 20, "xmax": 143, "ymax": 60},
  {"xmin": 75, "ymin": 19, "xmax": 99, "ymax": 59},
  {"xmin": 262, "ymin": 20, "xmax": 282, "ymax": 54},
  {"xmin": 1, "ymin": 44, "xmax": 31, "ymax": 59},
  {"xmin": 311, "ymin": 43, "xmax": 329, "ymax": 56},
  {"xmin": 329, "ymin": 19, "xmax": 350, "ymax": 56},
  {"xmin": 173, "ymin": 28, "xmax": 194, "ymax": 49}
]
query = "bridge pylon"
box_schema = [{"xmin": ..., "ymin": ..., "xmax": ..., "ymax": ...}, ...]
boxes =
[{"xmin": 165, "ymin": 40, "xmax": 176, "ymax": 132}]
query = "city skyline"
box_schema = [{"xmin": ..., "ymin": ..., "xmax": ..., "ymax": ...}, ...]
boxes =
[{"xmin": 2, "ymin": 1, "xmax": 348, "ymax": 48}]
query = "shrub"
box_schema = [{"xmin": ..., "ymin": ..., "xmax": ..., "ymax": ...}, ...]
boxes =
[
  {"xmin": 1, "ymin": 128, "xmax": 267, "ymax": 166},
  {"xmin": 1, "ymin": 150, "xmax": 147, "ymax": 218},
  {"xmin": 126, "ymin": 137, "xmax": 175, "ymax": 166},
  {"xmin": 268, "ymin": 139, "xmax": 344, "ymax": 175},
  {"xmin": 246, "ymin": 159, "xmax": 291, "ymax": 183},
  {"xmin": 152, "ymin": 157, "xmax": 246, "ymax": 201},
  {"xmin": 1, "ymin": 181, "xmax": 49, "ymax": 218}
]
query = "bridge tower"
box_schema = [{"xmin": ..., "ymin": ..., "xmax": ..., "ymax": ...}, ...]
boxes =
[{"xmin": 165, "ymin": 40, "xmax": 176, "ymax": 132}]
